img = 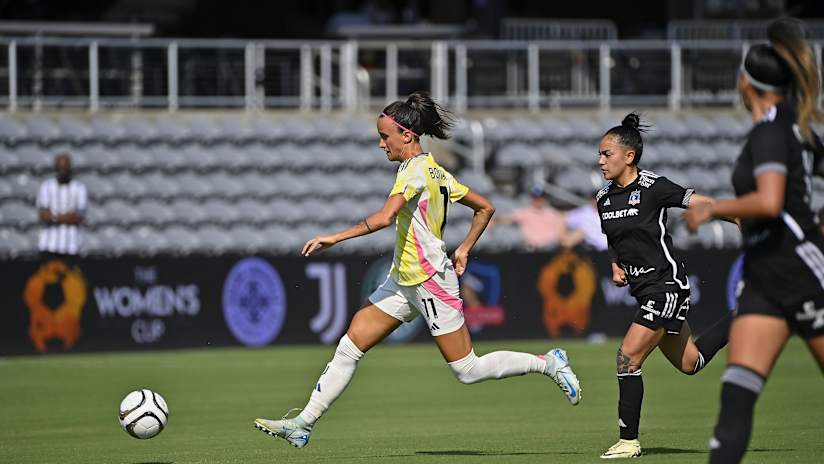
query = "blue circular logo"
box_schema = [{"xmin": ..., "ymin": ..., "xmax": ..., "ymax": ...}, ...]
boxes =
[
  {"xmin": 223, "ymin": 257, "xmax": 286, "ymax": 347},
  {"xmin": 726, "ymin": 254, "xmax": 745, "ymax": 313}
]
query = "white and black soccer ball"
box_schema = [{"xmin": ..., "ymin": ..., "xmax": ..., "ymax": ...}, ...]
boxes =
[{"xmin": 118, "ymin": 389, "xmax": 169, "ymax": 439}]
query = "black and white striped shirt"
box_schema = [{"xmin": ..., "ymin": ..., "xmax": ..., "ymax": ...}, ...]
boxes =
[{"xmin": 37, "ymin": 178, "xmax": 88, "ymax": 255}]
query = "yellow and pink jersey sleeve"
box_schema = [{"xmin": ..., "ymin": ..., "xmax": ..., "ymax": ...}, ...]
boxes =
[{"xmin": 388, "ymin": 153, "xmax": 469, "ymax": 286}]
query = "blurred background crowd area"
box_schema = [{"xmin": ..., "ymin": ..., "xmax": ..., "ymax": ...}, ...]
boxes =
[{"xmin": 2, "ymin": 0, "xmax": 824, "ymax": 259}]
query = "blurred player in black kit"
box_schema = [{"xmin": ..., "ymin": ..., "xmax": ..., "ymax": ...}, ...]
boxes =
[{"xmin": 685, "ymin": 18, "xmax": 824, "ymax": 464}]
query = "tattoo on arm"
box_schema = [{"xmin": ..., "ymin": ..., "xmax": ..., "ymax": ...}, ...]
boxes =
[
  {"xmin": 617, "ymin": 348, "xmax": 640, "ymax": 374},
  {"xmin": 360, "ymin": 219, "xmax": 373, "ymax": 233}
]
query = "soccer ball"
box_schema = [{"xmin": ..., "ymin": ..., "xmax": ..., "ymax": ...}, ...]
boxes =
[{"xmin": 118, "ymin": 389, "xmax": 169, "ymax": 439}]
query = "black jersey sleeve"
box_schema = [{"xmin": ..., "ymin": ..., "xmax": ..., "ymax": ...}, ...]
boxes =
[
  {"xmin": 750, "ymin": 123, "xmax": 789, "ymax": 177},
  {"xmin": 652, "ymin": 177, "xmax": 694, "ymax": 209},
  {"xmin": 810, "ymin": 132, "xmax": 824, "ymax": 178}
]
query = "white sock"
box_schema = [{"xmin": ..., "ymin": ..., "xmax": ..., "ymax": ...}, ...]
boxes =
[
  {"xmin": 447, "ymin": 350, "xmax": 547, "ymax": 384},
  {"xmin": 298, "ymin": 334, "xmax": 364, "ymax": 426}
]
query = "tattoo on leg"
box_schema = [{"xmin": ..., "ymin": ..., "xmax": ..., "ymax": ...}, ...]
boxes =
[{"xmin": 617, "ymin": 348, "xmax": 640, "ymax": 374}]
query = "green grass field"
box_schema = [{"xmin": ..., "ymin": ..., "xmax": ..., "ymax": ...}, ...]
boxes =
[{"xmin": 1, "ymin": 339, "xmax": 822, "ymax": 464}]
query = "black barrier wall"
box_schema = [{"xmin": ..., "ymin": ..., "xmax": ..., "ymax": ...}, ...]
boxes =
[{"xmin": 0, "ymin": 250, "xmax": 742, "ymax": 355}]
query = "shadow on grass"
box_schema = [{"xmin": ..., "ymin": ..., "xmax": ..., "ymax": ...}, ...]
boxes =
[
  {"xmin": 644, "ymin": 447, "xmax": 705, "ymax": 455},
  {"xmin": 415, "ymin": 450, "xmax": 582, "ymax": 457},
  {"xmin": 750, "ymin": 448, "xmax": 797, "ymax": 453},
  {"xmin": 644, "ymin": 447, "xmax": 796, "ymax": 456}
]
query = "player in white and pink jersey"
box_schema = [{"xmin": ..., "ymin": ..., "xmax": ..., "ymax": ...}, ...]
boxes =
[{"xmin": 254, "ymin": 92, "xmax": 581, "ymax": 449}]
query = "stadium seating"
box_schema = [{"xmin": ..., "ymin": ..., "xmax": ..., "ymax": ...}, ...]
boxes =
[{"xmin": 2, "ymin": 112, "xmax": 822, "ymax": 258}]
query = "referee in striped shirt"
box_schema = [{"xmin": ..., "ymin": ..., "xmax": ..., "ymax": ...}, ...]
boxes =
[{"xmin": 37, "ymin": 153, "xmax": 88, "ymax": 260}]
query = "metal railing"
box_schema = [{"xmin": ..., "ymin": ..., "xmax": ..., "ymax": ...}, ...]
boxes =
[{"xmin": 1, "ymin": 36, "xmax": 822, "ymax": 113}]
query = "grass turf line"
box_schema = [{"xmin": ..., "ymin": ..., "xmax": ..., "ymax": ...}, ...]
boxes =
[{"xmin": 1, "ymin": 339, "xmax": 821, "ymax": 463}]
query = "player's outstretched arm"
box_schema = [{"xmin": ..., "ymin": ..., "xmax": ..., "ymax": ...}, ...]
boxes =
[
  {"xmin": 453, "ymin": 190, "xmax": 495, "ymax": 276},
  {"xmin": 302, "ymin": 194, "xmax": 407, "ymax": 256},
  {"xmin": 684, "ymin": 173, "xmax": 785, "ymax": 232}
]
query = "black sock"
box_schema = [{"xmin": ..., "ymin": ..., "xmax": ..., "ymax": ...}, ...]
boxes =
[
  {"xmin": 694, "ymin": 313, "xmax": 732, "ymax": 371},
  {"xmin": 618, "ymin": 373, "xmax": 643, "ymax": 440},
  {"xmin": 709, "ymin": 365, "xmax": 764, "ymax": 464}
]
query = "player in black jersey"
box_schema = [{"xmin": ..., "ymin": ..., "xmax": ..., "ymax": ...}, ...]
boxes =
[
  {"xmin": 597, "ymin": 113, "xmax": 732, "ymax": 459},
  {"xmin": 685, "ymin": 18, "xmax": 824, "ymax": 464}
]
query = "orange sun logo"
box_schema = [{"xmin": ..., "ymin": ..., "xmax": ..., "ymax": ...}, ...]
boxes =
[{"xmin": 23, "ymin": 260, "xmax": 87, "ymax": 352}]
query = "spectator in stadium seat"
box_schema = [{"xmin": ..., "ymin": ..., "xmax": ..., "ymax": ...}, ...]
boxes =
[
  {"xmin": 685, "ymin": 18, "xmax": 824, "ymax": 464},
  {"xmin": 37, "ymin": 153, "xmax": 87, "ymax": 261},
  {"xmin": 561, "ymin": 193, "xmax": 608, "ymax": 251},
  {"xmin": 493, "ymin": 184, "xmax": 565, "ymax": 250}
]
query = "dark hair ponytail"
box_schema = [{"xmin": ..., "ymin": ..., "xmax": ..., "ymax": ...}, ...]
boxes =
[
  {"xmin": 767, "ymin": 18, "xmax": 822, "ymax": 142},
  {"xmin": 381, "ymin": 91, "xmax": 455, "ymax": 140},
  {"xmin": 604, "ymin": 112, "xmax": 648, "ymax": 166}
]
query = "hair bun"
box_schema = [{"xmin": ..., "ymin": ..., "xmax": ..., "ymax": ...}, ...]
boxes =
[
  {"xmin": 406, "ymin": 91, "xmax": 430, "ymax": 110},
  {"xmin": 621, "ymin": 113, "xmax": 641, "ymax": 130},
  {"xmin": 768, "ymin": 18, "xmax": 804, "ymax": 44}
]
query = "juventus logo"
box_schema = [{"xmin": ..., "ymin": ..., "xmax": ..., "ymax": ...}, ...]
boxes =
[{"xmin": 306, "ymin": 263, "xmax": 348, "ymax": 344}]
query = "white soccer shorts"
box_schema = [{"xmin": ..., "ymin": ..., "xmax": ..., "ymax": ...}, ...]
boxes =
[{"xmin": 369, "ymin": 266, "xmax": 465, "ymax": 337}]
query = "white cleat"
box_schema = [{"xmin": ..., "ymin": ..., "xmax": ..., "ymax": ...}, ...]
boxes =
[
  {"xmin": 544, "ymin": 348, "xmax": 582, "ymax": 405},
  {"xmin": 253, "ymin": 412, "xmax": 313, "ymax": 449},
  {"xmin": 600, "ymin": 439, "xmax": 642, "ymax": 459}
]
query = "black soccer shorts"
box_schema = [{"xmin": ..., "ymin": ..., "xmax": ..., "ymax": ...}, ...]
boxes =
[
  {"xmin": 736, "ymin": 280, "xmax": 824, "ymax": 339},
  {"xmin": 633, "ymin": 290, "xmax": 691, "ymax": 335}
]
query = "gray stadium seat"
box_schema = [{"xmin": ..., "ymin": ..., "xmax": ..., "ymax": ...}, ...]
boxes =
[
  {"xmin": 209, "ymin": 173, "xmax": 246, "ymax": 198},
  {"xmin": 122, "ymin": 118, "xmax": 159, "ymax": 143},
  {"xmin": 175, "ymin": 173, "xmax": 213, "ymax": 198},
  {"xmin": 82, "ymin": 174, "xmax": 116, "ymax": 200},
  {"xmin": 0, "ymin": 150, "xmax": 24, "ymax": 173},
  {"xmin": 457, "ymin": 170, "xmax": 495, "ymax": 196},
  {"xmin": 131, "ymin": 225, "xmax": 169, "ymax": 255},
  {"xmin": 202, "ymin": 199, "xmax": 241, "ymax": 224},
  {"xmin": 151, "ymin": 146, "xmax": 189, "ymax": 172},
  {"xmin": 15, "ymin": 146, "xmax": 53, "ymax": 173},
  {"xmin": 251, "ymin": 118, "xmax": 287, "ymax": 141},
  {"xmin": 188, "ymin": 118, "xmax": 223, "ymax": 143},
  {"xmin": 143, "ymin": 173, "xmax": 182, "ymax": 199},
  {"xmin": 91, "ymin": 118, "xmax": 126, "ymax": 144},
  {"xmin": 234, "ymin": 198, "xmax": 273, "ymax": 224},
  {"xmin": 215, "ymin": 145, "xmax": 254, "ymax": 171},
  {"xmin": 713, "ymin": 114, "xmax": 750, "ymax": 139},
  {"xmin": 25, "ymin": 117, "xmax": 61, "ymax": 144},
  {"xmin": 220, "ymin": 117, "xmax": 254, "ymax": 141},
  {"xmin": 683, "ymin": 115, "xmax": 719, "ymax": 139},
  {"xmin": 225, "ymin": 224, "xmax": 267, "ymax": 253},
  {"xmin": 9, "ymin": 173, "xmax": 40, "ymax": 200},
  {"xmin": 259, "ymin": 223, "xmax": 300, "ymax": 254},
  {"xmin": 58, "ymin": 117, "xmax": 94, "ymax": 144},
  {"xmin": 102, "ymin": 199, "xmax": 142, "ymax": 226},
  {"xmin": 117, "ymin": 146, "xmax": 156, "ymax": 172},
  {"xmin": 0, "ymin": 117, "xmax": 28, "ymax": 144},
  {"xmin": 109, "ymin": 172, "xmax": 149, "ymax": 199},
  {"xmin": 0, "ymin": 228, "xmax": 35, "ymax": 257},
  {"xmin": 196, "ymin": 225, "xmax": 233, "ymax": 254},
  {"xmin": 170, "ymin": 199, "xmax": 209, "ymax": 225},
  {"xmin": 95, "ymin": 226, "xmax": 135, "ymax": 256},
  {"xmin": 497, "ymin": 143, "xmax": 542, "ymax": 168},
  {"xmin": 0, "ymin": 200, "xmax": 37, "ymax": 227},
  {"xmin": 162, "ymin": 225, "xmax": 202, "ymax": 255},
  {"xmin": 137, "ymin": 200, "xmax": 176, "ymax": 226},
  {"xmin": 153, "ymin": 117, "xmax": 191, "ymax": 143},
  {"xmin": 84, "ymin": 202, "xmax": 106, "ymax": 227},
  {"xmin": 538, "ymin": 117, "xmax": 575, "ymax": 140}
]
